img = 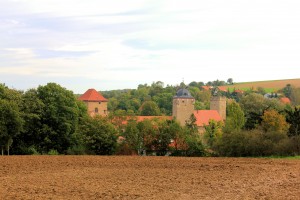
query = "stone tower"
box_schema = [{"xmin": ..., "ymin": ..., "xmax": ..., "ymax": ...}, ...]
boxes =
[
  {"xmin": 210, "ymin": 96, "xmax": 226, "ymax": 120},
  {"xmin": 78, "ymin": 88, "xmax": 108, "ymax": 117},
  {"xmin": 172, "ymin": 88, "xmax": 195, "ymax": 126}
]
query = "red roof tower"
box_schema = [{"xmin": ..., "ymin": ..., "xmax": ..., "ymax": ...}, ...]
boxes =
[{"xmin": 78, "ymin": 89, "xmax": 108, "ymax": 102}]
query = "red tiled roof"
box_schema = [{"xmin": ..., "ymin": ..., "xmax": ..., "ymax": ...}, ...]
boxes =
[
  {"xmin": 217, "ymin": 86, "xmax": 227, "ymax": 92},
  {"xmin": 78, "ymin": 88, "xmax": 108, "ymax": 102},
  {"xmin": 234, "ymin": 89, "xmax": 244, "ymax": 94},
  {"xmin": 193, "ymin": 110, "xmax": 222, "ymax": 126},
  {"xmin": 201, "ymin": 86, "xmax": 212, "ymax": 90},
  {"xmin": 280, "ymin": 97, "xmax": 291, "ymax": 104}
]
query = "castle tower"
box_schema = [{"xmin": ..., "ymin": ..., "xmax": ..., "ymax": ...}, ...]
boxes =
[
  {"xmin": 79, "ymin": 89, "xmax": 108, "ymax": 117},
  {"xmin": 210, "ymin": 96, "xmax": 226, "ymax": 120},
  {"xmin": 172, "ymin": 88, "xmax": 195, "ymax": 126}
]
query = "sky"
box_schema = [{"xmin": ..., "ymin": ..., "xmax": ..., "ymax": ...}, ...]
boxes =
[{"xmin": 1, "ymin": 0, "xmax": 300, "ymax": 93}]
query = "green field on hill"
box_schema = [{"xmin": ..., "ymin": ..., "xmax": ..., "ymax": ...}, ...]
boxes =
[{"xmin": 225, "ymin": 78, "xmax": 300, "ymax": 92}]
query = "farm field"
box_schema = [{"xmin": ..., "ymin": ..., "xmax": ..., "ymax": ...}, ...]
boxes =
[
  {"xmin": 225, "ymin": 78, "xmax": 300, "ymax": 92},
  {"xmin": 0, "ymin": 156, "xmax": 299, "ymax": 199}
]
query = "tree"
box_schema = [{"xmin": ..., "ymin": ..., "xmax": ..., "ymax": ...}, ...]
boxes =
[
  {"xmin": 224, "ymin": 100, "xmax": 245, "ymax": 132},
  {"xmin": 80, "ymin": 116, "xmax": 117, "ymax": 155},
  {"xmin": 261, "ymin": 110, "xmax": 289, "ymax": 133},
  {"xmin": 240, "ymin": 93, "xmax": 268, "ymax": 129},
  {"xmin": 183, "ymin": 114, "xmax": 206, "ymax": 156},
  {"xmin": 153, "ymin": 93, "xmax": 173, "ymax": 115},
  {"xmin": 204, "ymin": 120, "xmax": 223, "ymax": 147},
  {"xmin": 139, "ymin": 101, "xmax": 161, "ymax": 116},
  {"xmin": 285, "ymin": 107, "xmax": 300, "ymax": 137},
  {"xmin": 36, "ymin": 83, "xmax": 80, "ymax": 153},
  {"xmin": 123, "ymin": 120, "xmax": 143, "ymax": 154},
  {"xmin": 12, "ymin": 89, "xmax": 45, "ymax": 154},
  {"xmin": 152, "ymin": 119, "xmax": 178, "ymax": 155},
  {"xmin": 282, "ymin": 84, "xmax": 292, "ymax": 98},
  {"xmin": 227, "ymin": 78, "xmax": 233, "ymax": 85},
  {"xmin": 0, "ymin": 99, "xmax": 23, "ymax": 155}
]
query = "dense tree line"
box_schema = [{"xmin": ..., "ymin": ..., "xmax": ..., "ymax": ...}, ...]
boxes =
[{"xmin": 0, "ymin": 81, "xmax": 299, "ymax": 157}]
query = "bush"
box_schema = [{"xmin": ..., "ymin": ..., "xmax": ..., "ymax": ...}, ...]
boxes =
[
  {"xmin": 214, "ymin": 129, "xmax": 294, "ymax": 157},
  {"xmin": 48, "ymin": 149, "xmax": 59, "ymax": 155},
  {"xmin": 66, "ymin": 145, "xmax": 87, "ymax": 155}
]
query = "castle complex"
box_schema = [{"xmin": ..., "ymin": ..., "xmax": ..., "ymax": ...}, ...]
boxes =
[{"xmin": 79, "ymin": 88, "xmax": 226, "ymax": 132}]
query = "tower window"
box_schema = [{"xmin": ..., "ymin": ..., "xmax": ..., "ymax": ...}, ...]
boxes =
[{"xmin": 95, "ymin": 108, "xmax": 99, "ymax": 113}]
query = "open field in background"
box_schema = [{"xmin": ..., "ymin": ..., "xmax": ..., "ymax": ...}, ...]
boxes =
[
  {"xmin": 225, "ymin": 78, "xmax": 300, "ymax": 92},
  {"xmin": 0, "ymin": 156, "xmax": 299, "ymax": 199}
]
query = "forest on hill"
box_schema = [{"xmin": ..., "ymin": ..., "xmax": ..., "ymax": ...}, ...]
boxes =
[{"xmin": 1, "ymin": 79, "xmax": 300, "ymax": 157}]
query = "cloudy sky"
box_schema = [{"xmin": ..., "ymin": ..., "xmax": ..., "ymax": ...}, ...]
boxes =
[{"xmin": 1, "ymin": 0, "xmax": 300, "ymax": 93}]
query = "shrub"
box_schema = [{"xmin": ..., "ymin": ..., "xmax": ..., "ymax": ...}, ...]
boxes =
[{"xmin": 48, "ymin": 149, "xmax": 59, "ymax": 155}]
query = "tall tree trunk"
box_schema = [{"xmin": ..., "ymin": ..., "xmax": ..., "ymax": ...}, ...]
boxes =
[{"xmin": 1, "ymin": 147, "xmax": 3, "ymax": 156}]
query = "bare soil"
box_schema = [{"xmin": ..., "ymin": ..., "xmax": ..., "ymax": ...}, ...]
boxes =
[{"xmin": 0, "ymin": 156, "xmax": 299, "ymax": 199}]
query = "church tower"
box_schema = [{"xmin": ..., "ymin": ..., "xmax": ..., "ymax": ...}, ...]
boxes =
[
  {"xmin": 172, "ymin": 88, "xmax": 195, "ymax": 126},
  {"xmin": 210, "ymin": 96, "xmax": 226, "ymax": 120}
]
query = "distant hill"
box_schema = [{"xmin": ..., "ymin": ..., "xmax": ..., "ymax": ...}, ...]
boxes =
[{"xmin": 224, "ymin": 78, "xmax": 300, "ymax": 92}]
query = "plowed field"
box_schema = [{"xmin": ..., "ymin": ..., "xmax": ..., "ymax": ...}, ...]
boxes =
[{"xmin": 0, "ymin": 156, "xmax": 299, "ymax": 199}]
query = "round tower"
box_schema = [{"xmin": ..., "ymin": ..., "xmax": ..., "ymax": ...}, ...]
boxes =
[{"xmin": 172, "ymin": 88, "xmax": 195, "ymax": 126}]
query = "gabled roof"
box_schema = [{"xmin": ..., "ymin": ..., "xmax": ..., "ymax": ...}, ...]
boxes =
[
  {"xmin": 234, "ymin": 89, "xmax": 244, "ymax": 94},
  {"xmin": 193, "ymin": 110, "xmax": 222, "ymax": 126},
  {"xmin": 280, "ymin": 97, "xmax": 291, "ymax": 104},
  {"xmin": 78, "ymin": 89, "xmax": 108, "ymax": 102},
  {"xmin": 217, "ymin": 86, "xmax": 227, "ymax": 92},
  {"xmin": 201, "ymin": 86, "xmax": 213, "ymax": 90}
]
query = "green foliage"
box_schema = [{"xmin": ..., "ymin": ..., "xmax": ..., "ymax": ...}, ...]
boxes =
[
  {"xmin": 0, "ymin": 97, "xmax": 23, "ymax": 155},
  {"xmin": 240, "ymin": 93, "xmax": 285, "ymax": 129},
  {"xmin": 214, "ymin": 129, "xmax": 295, "ymax": 157},
  {"xmin": 182, "ymin": 115, "xmax": 206, "ymax": 156},
  {"xmin": 48, "ymin": 149, "xmax": 59, "ymax": 155},
  {"xmin": 224, "ymin": 100, "xmax": 245, "ymax": 132},
  {"xmin": 152, "ymin": 119, "xmax": 178, "ymax": 156},
  {"xmin": 285, "ymin": 107, "xmax": 300, "ymax": 136},
  {"xmin": 80, "ymin": 116, "xmax": 117, "ymax": 155},
  {"xmin": 123, "ymin": 120, "xmax": 142, "ymax": 154},
  {"xmin": 36, "ymin": 83, "xmax": 80, "ymax": 154},
  {"xmin": 204, "ymin": 120, "xmax": 223, "ymax": 147},
  {"xmin": 139, "ymin": 101, "xmax": 161, "ymax": 116}
]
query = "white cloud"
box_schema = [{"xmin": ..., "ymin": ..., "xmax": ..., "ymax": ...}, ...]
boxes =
[{"xmin": 0, "ymin": 0, "xmax": 300, "ymax": 92}]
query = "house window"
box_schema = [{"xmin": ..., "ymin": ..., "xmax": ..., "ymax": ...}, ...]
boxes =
[{"xmin": 95, "ymin": 108, "xmax": 99, "ymax": 113}]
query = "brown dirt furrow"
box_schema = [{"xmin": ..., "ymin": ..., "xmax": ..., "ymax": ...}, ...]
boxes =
[{"xmin": 0, "ymin": 156, "xmax": 299, "ymax": 199}]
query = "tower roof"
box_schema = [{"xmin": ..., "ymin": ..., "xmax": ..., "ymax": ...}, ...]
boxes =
[
  {"xmin": 78, "ymin": 89, "xmax": 108, "ymax": 102},
  {"xmin": 174, "ymin": 88, "xmax": 194, "ymax": 98}
]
